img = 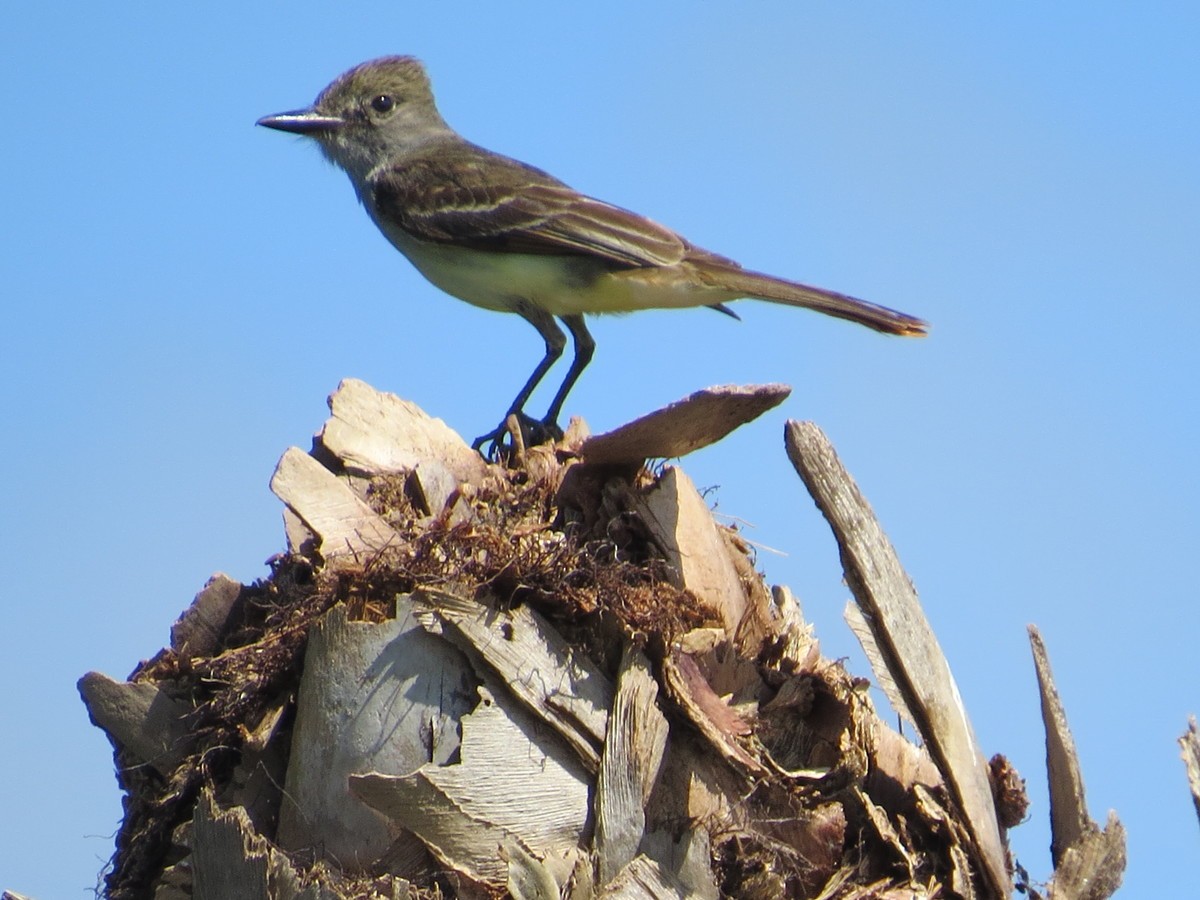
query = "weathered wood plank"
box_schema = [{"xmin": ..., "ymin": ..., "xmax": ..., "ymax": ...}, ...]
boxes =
[
  {"xmin": 581, "ymin": 384, "xmax": 791, "ymax": 465},
  {"xmin": 784, "ymin": 420, "xmax": 1008, "ymax": 898}
]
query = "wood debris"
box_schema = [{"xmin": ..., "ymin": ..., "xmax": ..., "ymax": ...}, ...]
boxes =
[
  {"xmin": 580, "ymin": 383, "xmax": 790, "ymax": 465},
  {"xmin": 71, "ymin": 380, "xmax": 1127, "ymax": 900},
  {"xmin": 1181, "ymin": 715, "xmax": 1200, "ymax": 828},
  {"xmin": 1029, "ymin": 626, "xmax": 1125, "ymax": 899},
  {"xmin": 785, "ymin": 420, "xmax": 1009, "ymax": 897}
]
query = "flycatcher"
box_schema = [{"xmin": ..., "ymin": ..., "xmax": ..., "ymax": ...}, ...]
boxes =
[{"xmin": 258, "ymin": 56, "xmax": 927, "ymax": 454}]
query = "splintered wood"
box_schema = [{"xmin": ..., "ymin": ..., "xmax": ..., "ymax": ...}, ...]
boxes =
[
  {"xmin": 74, "ymin": 380, "xmax": 1127, "ymax": 900},
  {"xmin": 784, "ymin": 421, "xmax": 1009, "ymax": 898},
  {"xmin": 1029, "ymin": 626, "xmax": 1126, "ymax": 898},
  {"xmin": 1182, "ymin": 716, "xmax": 1200, "ymax": 828}
]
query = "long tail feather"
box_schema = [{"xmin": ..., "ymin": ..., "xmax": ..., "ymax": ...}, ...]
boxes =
[{"xmin": 713, "ymin": 267, "xmax": 928, "ymax": 336}]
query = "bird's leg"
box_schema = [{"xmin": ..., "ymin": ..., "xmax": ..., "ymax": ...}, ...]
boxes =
[
  {"xmin": 540, "ymin": 314, "xmax": 595, "ymax": 433},
  {"xmin": 472, "ymin": 305, "xmax": 567, "ymax": 459}
]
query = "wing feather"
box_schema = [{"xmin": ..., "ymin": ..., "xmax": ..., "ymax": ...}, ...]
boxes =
[{"xmin": 371, "ymin": 144, "xmax": 690, "ymax": 268}]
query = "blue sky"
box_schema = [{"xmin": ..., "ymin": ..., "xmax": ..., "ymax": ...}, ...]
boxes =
[{"xmin": 2, "ymin": 3, "xmax": 1197, "ymax": 896}]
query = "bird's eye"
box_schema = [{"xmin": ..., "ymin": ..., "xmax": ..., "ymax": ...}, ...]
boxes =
[{"xmin": 370, "ymin": 94, "xmax": 396, "ymax": 114}]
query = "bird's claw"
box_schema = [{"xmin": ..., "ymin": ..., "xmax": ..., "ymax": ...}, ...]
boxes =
[{"xmin": 472, "ymin": 412, "xmax": 563, "ymax": 462}]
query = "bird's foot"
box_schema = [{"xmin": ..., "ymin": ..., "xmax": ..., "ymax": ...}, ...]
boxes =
[{"xmin": 472, "ymin": 412, "xmax": 563, "ymax": 463}]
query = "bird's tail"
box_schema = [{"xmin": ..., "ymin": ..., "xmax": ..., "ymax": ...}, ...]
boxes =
[{"xmin": 710, "ymin": 266, "xmax": 928, "ymax": 337}]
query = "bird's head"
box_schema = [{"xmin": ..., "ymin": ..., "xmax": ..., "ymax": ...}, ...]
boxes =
[{"xmin": 257, "ymin": 56, "xmax": 450, "ymax": 182}]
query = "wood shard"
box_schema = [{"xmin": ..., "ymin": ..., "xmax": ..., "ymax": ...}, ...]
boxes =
[
  {"xmin": 192, "ymin": 787, "xmax": 351, "ymax": 900},
  {"xmin": 269, "ymin": 446, "xmax": 399, "ymax": 562},
  {"xmin": 77, "ymin": 672, "xmax": 194, "ymax": 777},
  {"xmin": 598, "ymin": 855, "xmax": 693, "ymax": 899},
  {"xmin": 502, "ymin": 838, "xmax": 562, "ymax": 900},
  {"xmin": 170, "ymin": 573, "xmax": 243, "ymax": 659},
  {"xmin": 581, "ymin": 383, "xmax": 791, "ymax": 465},
  {"xmin": 1029, "ymin": 624, "xmax": 1091, "ymax": 864},
  {"xmin": 637, "ymin": 827, "xmax": 718, "ymax": 900},
  {"xmin": 662, "ymin": 650, "xmax": 763, "ymax": 774},
  {"xmin": 276, "ymin": 600, "xmax": 476, "ymax": 871},
  {"xmin": 281, "ymin": 505, "xmax": 315, "ymax": 556},
  {"xmin": 1029, "ymin": 627, "xmax": 1126, "ymax": 897},
  {"xmin": 784, "ymin": 420, "xmax": 1008, "ymax": 898},
  {"xmin": 1181, "ymin": 715, "xmax": 1200, "ymax": 828},
  {"xmin": 632, "ymin": 466, "xmax": 747, "ymax": 633},
  {"xmin": 413, "ymin": 588, "xmax": 613, "ymax": 770},
  {"xmin": 596, "ymin": 646, "xmax": 670, "ymax": 885},
  {"xmin": 350, "ymin": 686, "xmax": 591, "ymax": 890},
  {"xmin": 1047, "ymin": 811, "xmax": 1126, "ymax": 900},
  {"xmin": 318, "ymin": 377, "xmax": 490, "ymax": 484},
  {"xmin": 844, "ymin": 600, "xmax": 917, "ymax": 731}
]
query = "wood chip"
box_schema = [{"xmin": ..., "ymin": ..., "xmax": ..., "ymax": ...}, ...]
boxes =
[
  {"xmin": 77, "ymin": 672, "xmax": 194, "ymax": 777},
  {"xmin": 170, "ymin": 573, "xmax": 242, "ymax": 659},
  {"xmin": 269, "ymin": 446, "xmax": 399, "ymax": 562},
  {"xmin": 632, "ymin": 466, "xmax": 747, "ymax": 633},
  {"xmin": 318, "ymin": 377, "xmax": 489, "ymax": 484},
  {"xmin": 662, "ymin": 650, "xmax": 763, "ymax": 774},
  {"xmin": 784, "ymin": 420, "xmax": 1008, "ymax": 898},
  {"xmin": 581, "ymin": 384, "xmax": 791, "ymax": 465},
  {"xmin": 597, "ymin": 855, "xmax": 693, "ymax": 899},
  {"xmin": 1181, "ymin": 715, "xmax": 1200, "ymax": 828},
  {"xmin": 637, "ymin": 827, "xmax": 718, "ymax": 900},
  {"xmin": 1047, "ymin": 810, "xmax": 1126, "ymax": 900}
]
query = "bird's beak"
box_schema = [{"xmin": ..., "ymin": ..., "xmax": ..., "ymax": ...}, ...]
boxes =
[{"xmin": 256, "ymin": 107, "xmax": 345, "ymax": 135}]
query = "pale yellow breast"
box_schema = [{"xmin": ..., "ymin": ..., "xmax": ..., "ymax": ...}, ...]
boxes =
[{"xmin": 372, "ymin": 216, "xmax": 732, "ymax": 317}]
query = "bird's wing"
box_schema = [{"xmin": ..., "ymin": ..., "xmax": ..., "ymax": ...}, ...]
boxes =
[{"xmin": 370, "ymin": 145, "xmax": 692, "ymax": 268}]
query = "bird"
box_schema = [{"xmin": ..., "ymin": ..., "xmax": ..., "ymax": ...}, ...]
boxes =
[{"xmin": 257, "ymin": 55, "xmax": 927, "ymax": 457}]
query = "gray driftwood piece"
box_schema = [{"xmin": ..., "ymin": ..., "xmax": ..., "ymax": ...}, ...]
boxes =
[
  {"xmin": 1029, "ymin": 626, "xmax": 1126, "ymax": 898},
  {"xmin": 1182, "ymin": 716, "xmax": 1200, "ymax": 828},
  {"xmin": 784, "ymin": 420, "xmax": 1009, "ymax": 898},
  {"xmin": 270, "ymin": 447, "xmax": 399, "ymax": 562},
  {"xmin": 595, "ymin": 645, "xmax": 669, "ymax": 885},
  {"xmin": 77, "ymin": 672, "xmax": 194, "ymax": 777},
  {"xmin": 631, "ymin": 466, "xmax": 747, "ymax": 633},
  {"xmin": 412, "ymin": 588, "xmax": 613, "ymax": 771},
  {"xmin": 275, "ymin": 600, "xmax": 476, "ymax": 872},
  {"xmin": 580, "ymin": 383, "xmax": 791, "ymax": 464}
]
